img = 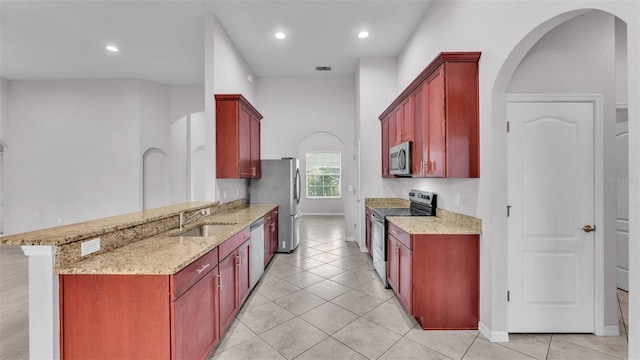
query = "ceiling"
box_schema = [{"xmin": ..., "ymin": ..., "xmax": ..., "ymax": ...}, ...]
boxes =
[{"xmin": 0, "ymin": 0, "xmax": 432, "ymax": 85}]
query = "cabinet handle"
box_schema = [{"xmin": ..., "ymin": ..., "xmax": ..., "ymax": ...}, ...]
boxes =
[
  {"xmin": 236, "ymin": 254, "xmax": 241, "ymax": 267},
  {"xmin": 217, "ymin": 273, "xmax": 222, "ymax": 288},
  {"xmin": 196, "ymin": 263, "xmax": 210, "ymax": 274}
]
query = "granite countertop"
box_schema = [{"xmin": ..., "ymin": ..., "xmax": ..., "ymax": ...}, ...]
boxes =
[
  {"xmin": 387, "ymin": 208, "xmax": 482, "ymax": 235},
  {"xmin": 364, "ymin": 197, "xmax": 410, "ymax": 208},
  {"xmin": 56, "ymin": 204, "xmax": 277, "ymax": 275},
  {"xmin": 0, "ymin": 202, "xmax": 215, "ymax": 246}
]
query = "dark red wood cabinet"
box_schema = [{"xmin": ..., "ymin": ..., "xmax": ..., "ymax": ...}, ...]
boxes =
[
  {"xmin": 218, "ymin": 228, "xmax": 251, "ymax": 334},
  {"xmin": 60, "ymin": 247, "xmax": 221, "ymax": 360},
  {"xmin": 264, "ymin": 207, "xmax": 279, "ymax": 266},
  {"xmin": 215, "ymin": 94, "xmax": 263, "ymax": 179},
  {"xmin": 379, "ymin": 52, "xmax": 480, "ymax": 178},
  {"xmin": 60, "ymin": 226, "xmax": 254, "ymax": 359},
  {"xmin": 381, "ymin": 114, "xmax": 393, "ymax": 178},
  {"xmin": 386, "ymin": 222, "xmax": 479, "ymax": 330},
  {"xmin": 365, "ymin": 207, "xmax": 373, "ymax": 257}
]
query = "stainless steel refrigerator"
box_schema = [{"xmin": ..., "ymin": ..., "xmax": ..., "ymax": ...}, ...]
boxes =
[{"xmin": 249, "ymin": 158, "xmax": 301, "ymax": 253}]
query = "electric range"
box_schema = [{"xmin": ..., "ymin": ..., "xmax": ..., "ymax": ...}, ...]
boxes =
[{"xmin": 370, "ymin": 190, "xmax": 437, "ymax": 287}]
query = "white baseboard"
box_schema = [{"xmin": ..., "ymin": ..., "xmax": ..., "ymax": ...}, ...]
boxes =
[
  {"xmin": 597, "ymin": 325, "xmax": 621, "ymax": 336},
  {"xmin": 345, "ymin": 236, "xmax": 355, "ymax": 241},
  {"xmin": 478, "ymin": 322, "xmax": 509, "ymax": 342}
]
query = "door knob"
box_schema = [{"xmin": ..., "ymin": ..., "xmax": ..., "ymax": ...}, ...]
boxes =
[{"xmin": 582, "ymin": 225, "xmax": 596, "ymax": 233}]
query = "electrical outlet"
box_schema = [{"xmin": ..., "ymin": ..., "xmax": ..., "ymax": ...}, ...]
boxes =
[
  {"xmin": 81, "ymin": 237, "xmax": 101, "ymax": 256},
  {"xmin": 223, "ymin": 190, "xmax": 227, "ymax": 199},
  {"xmin": 56, "ymin": 218, "xmax": 62, "ymax": 225},
  {"xmin": 454, "ymin": 194, "xmax": 460, "ymax": 207},
  {"xmin": 203, "ymin": 208, "xmax": 211, "ymax": 216}
]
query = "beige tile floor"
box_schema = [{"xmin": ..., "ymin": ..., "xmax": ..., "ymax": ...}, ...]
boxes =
[
  {"xmin": 210, "ymin": 215, "xmax": 629, "ymax": 360},
  {"xmin": 0, "ymin": 215, "xmax": 630, "ymax": 359}
]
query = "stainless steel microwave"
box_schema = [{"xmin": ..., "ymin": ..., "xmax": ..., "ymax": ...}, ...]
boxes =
[{"xmin": 390, "ymin": 141, "xmax": 411, "ymax": 175}]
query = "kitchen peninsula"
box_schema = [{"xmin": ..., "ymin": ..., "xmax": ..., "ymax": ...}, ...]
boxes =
[{"xmin": 0, "ymin": 200, "xmax": 277, "ymax": 359}]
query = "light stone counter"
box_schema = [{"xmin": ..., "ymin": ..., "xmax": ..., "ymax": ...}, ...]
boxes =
[
  {"xmin": 56, "ymin": 204, "xmax": 277, "ymax": 275},
  {"xmin": 364, "ymin": 197, "xmax": 410, "ymax": 208},
  {"xmin": 0, "ymin": 202, "xmax": 215, "ymax": 246},
  {"xmin": 387, "ymin": 208, "xmax": 482, "ymax": 235}
]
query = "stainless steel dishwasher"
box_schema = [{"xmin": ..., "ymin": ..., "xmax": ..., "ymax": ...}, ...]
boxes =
[{"xmin": 249, "ymin": 218, "xmax": 265, "ymax": 289}]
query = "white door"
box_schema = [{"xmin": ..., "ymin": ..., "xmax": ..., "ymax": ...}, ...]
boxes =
[
  {"xmin": 616, "ymin": 117, "xmax": 629, "ymax": 291},
  {"xmin": 507, "ymin": 100, "xmax": 595, "ymax": 332}
]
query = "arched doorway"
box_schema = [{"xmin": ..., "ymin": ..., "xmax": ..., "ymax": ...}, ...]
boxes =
[{"xmin": 494, "ymin": 9, "xmax": 629, "ymax": 337}]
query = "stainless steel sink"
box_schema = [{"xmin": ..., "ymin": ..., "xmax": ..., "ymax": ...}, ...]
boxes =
[{"xmin": 177, "ymin": 224, "xmax": 235, "ymax": 237}]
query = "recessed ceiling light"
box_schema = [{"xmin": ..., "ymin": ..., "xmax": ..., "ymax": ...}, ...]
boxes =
[
  {"xmin": 358, "ymin": 31, "xmax": 369, "ymax": 39},
  {"xmin": 274, "ymin": 32, "xmax": 286, "ymax": 40},
  {"xmin": 105, "ymin": 45, "xmax": 119, "ymax": 52}
]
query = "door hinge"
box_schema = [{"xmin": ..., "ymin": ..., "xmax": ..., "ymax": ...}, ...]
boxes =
[
  {"xmin": 507, "ymin": 205, "xmax": 511, "ymax": 217},
  {"xmin": 507, "ymin": 121, "xmax": 510, "ymax": 133},
  {"xmin": 507, "ymin": 291, "xmax": 510, "ymax": 302}
]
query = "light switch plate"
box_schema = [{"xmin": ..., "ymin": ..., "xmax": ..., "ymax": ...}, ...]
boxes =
[{"xmin": 81, "ymin": 237, "xmax": 101, "ymax": 256}]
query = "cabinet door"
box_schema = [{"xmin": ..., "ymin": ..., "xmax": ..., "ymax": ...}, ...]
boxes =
[
  {"xmin": 250, "ymin": 115, "xmax": 261, "ymax": 178},
  {"xmin": 365, "ymin": 212, "xmax": 372, "ymax": 257},
  {"xmin": 393, "ymin": 106, "xmax": 403, "ymax": 145},
  {"xmin": 381, "ymin": 115, "xmax": 392, "ymax": 178},
  {"xmin": 237, "ymin": 240, "xmax": 251, "ymax": 305},
  {"xmin": 401, "ymin": 97, "xmax": 413, "ymax": 142},
  {"xmin": 271, "ymin": 209, "xmax": 279, "ymax": 258},
  {"xmin": 171, "ymin": 267, "xmax": 219, "ymax": 360},
  {"xmin": 387, "ymin": 237, "xmax": 399, "ymax": 291},
  {"xmin": 264, "ymin": 220, "xmax": 272, "ymax": 267},
  {"xmin": 412, "ymin": 82, "xmax": 427, "ymax": 176},
  {"xmin": 218, "ymin": 253, "xmax": 238, "ymax": 333},
  {"xmin": 397, "ymin": 242, "xmax": 413, "ymax": 314},
  {"xmin": 60, "ymin": 275, "xmax": 170, "ymax": 359},
  {"xmin": 425, "ymin": 65, "xmax": 446, "ymax": 177},
  {"xmin": 238, "ymin": 105, "xmax": 253, "ymax": 178}
]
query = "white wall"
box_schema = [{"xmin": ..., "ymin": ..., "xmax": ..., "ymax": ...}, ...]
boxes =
[
  {"xmin": 255, "ymin": 76, "xmax": 356, "ymax": 237},
  {"xmin": 167, "ymin": 85, "xmax": 205, "ymax": 205},
  {"xmin": 205, "ymin": 14, "xmax": 257, "ymax": 204},
  {"xmin": 355, "ymin": 0, "xmax": 640, "ymax": 346},
  {"xmin": 140, "ymin": 81, "xmax": 171, "ymax": 209},
  {"xmin": 0, "ymin": 78, "xmax": 8, "ymax": 142},
  {"xmin": 169, "ymin": 85, "xmax": 204, "ymax": 124},
  {"xmin": 5, "ymin": 80, "xmax": 141, "ymax": 234}
]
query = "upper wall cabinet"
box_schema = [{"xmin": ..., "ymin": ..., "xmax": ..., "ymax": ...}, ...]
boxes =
[
  {"xmin": 216, "ymin": 94, "xmax": 263, "ymax": 179},
  {"xmin": 379, "ymin": 52, "xmax": 480, "ymax": 178}
]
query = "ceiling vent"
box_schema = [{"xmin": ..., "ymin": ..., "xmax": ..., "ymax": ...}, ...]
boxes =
[{"xmin": 315, "ymin": 66, "xmax": 332, "ymax": 71}]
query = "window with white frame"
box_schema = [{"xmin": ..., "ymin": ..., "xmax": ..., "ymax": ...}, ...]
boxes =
[{"xmin": 306, "ymin": 151, "xmax": 341, "ymax": 199}]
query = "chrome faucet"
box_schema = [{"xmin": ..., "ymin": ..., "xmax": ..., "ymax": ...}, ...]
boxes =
[{"xmin": 179, "ymin": 209, "xmax": 208, "ymax": 230}]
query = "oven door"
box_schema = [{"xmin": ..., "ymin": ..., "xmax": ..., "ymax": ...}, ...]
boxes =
[{"xmin": 371, "ymin": 216, "xmax": 389, "ymax": 287}]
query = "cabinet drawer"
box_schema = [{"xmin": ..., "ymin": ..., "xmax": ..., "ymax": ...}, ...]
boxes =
[
  {"xmin": 388, "ymin": 223, "xmax": 411, "ymax": 250},
  {"xmin": 219, "ymin": 227, "xmax": 250, "ymax": 261},
  {"xmin": 265, "ymin": 208, "xmax": 278, "ymax": 222},
  {"xmin": 171, "ymin": 247, "xmax": 218, "ymax": 301}
]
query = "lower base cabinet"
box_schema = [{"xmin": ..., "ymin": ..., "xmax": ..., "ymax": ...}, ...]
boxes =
[
  {"xmin": 264, "ymin": 208, "xmax": 278, "ymax": 266},
  {"xmin": 172, "ymin": 266, "xmax": 219, "ymax": 360},
  {"xmin": 60, "ymin": 227, "xmax": 254, "ymax": 359},
  {"xmin": 387, "ymin": 223, "xmax": 479, "ymax": 330}
]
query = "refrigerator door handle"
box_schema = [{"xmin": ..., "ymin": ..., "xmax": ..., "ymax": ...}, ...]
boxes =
[{"xmin": 295, "ymin": 168, "xmax": 301, "ymax": 203}]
